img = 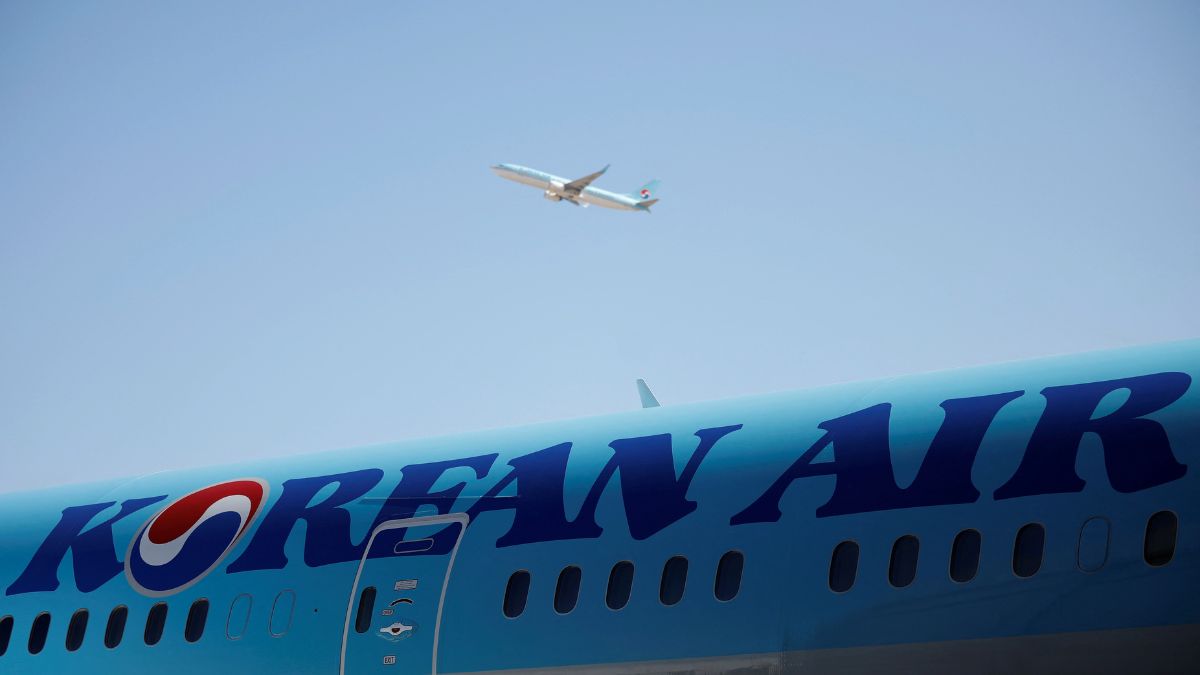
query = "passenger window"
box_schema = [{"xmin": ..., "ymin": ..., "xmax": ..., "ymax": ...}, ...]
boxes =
[
  {"xmin": 0, "ymin": 615, "xmax": 12, "ymax": 657},
  {"xmin": 354, "ymin": 587, "xmax": 376, "ymax": 633},
  {"xmin": 714, "ymin": 550, "xmax": 744, "ymax": 602},
  {"xmin": 28, "ymin": 612, "xmax": 50, "ymax": 655},
  {"xmin": 226, "ymin": 594, "xmax": 253, "ymax": 640},
  {"xmin": 950, "ymin": 529, "xmax": 982, "ymax": 583},
  {"xmin": 144, "ymin": 603, "xmax": 168, "ymax": 646},
  {"xmin": 659, "ymin": 556, "xmax": 689, "ymax": 606},
  {"xmin": 1013, "ymin": 523, "xmax": 1045, "ymax": 578},
  {"xmin": 554, "ymin": 566, "xmax": 582, "ymax": 614},
  {"xmin": 1077, "ymin": 517, "xmax": 1110, "ymax": 572},
  {"xmin": 503, "ymin": 571, "xmax": 531, "ymax": 618},
  {"xmin": 828, "ymin": 541, "xmax": 860, "ymax": 592},
  {"xmin": 606, "ymin": 562, "xmax": 634, "ymax": 610},
  {"xmin": 65, "ymin": 609, "xmax": 89, "ymax": 652},
  {"xmin": 185, "ymin": 599, "xmax": 209, "ymax": 643},
  {"xmin": 104, "ymin": 606, "xmax": 128, "ymax": 649},
  {"xmin": 1144, "ymin": 511, "xmax": 1178, "ymax": 567},
  {"xmin": 269, "ymin": 591, "xmax": 295, "ymax": 638},
  {"xmin": 889, "ymin": 535, "xmax": 919, "ymax": 588}
]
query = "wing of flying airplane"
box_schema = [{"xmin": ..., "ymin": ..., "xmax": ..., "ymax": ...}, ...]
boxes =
[{"xmin": 563, "ymin": 165, "xmax": 609, "ymax": 194}]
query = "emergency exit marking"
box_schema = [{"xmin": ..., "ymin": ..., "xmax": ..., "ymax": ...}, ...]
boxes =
[
  {"xmin": 382, "ymin": 608, "xmax": 394, "ymax": 616},
  {"xmin": 383, "ymin": 655, "xmax": 397, "ymax": 665}
]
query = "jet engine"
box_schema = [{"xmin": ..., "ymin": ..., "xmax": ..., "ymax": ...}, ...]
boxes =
[{"xmin": 544, "ymin": 180, "xmax": 569, "ymax": 202}]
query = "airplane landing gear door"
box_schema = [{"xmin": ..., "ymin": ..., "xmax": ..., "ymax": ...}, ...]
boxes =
[{"xmin": 341, "ymin": 514, "xmax": 468, "ymax": 675}]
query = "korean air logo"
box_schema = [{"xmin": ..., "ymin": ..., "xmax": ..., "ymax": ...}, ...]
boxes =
[
  {"xmin": 640, "ymin": 188, "xmax": 651, "ymax": 198},
  {"xmin": 125, "ymin": 479, "xmax": 268, "ymax": 597}
]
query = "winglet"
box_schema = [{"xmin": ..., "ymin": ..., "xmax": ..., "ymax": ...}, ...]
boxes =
[{"xmin": 636, "ymin": 379, "xmax": 661, "ymax": 408}]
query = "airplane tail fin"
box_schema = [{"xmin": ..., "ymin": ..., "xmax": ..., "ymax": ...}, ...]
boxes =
[
  {"xmin": 632, "ymin": 179, "xmax": 660, "ymax": 202},
  {"xmin": 636, "ymin": 379, "xmax": 661, "ymax": 408}
]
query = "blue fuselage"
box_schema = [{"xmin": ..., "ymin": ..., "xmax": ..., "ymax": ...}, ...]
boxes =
[{"xmin": 0, "ymin": 340, "xmax": 1197, "ymax": 673}]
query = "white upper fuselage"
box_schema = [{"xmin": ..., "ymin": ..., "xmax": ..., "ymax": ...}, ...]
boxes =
[{"xmin": 491, "ymin": 164, "xmax": 646, "ymax": 211}]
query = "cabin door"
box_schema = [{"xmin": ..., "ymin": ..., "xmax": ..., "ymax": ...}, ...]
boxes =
[{"xmin": 340, "ymin": 514, "xmax": 468, "ymax": 675}]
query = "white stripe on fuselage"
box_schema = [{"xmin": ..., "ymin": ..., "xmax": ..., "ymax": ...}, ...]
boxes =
[{"xmin": 492, "ymin": 165, "xmax": 641, "ymax": 211}]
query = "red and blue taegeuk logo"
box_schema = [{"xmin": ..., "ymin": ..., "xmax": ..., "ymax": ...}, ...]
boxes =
[
  {"xmin": 125, "ymin": 479, "xmax": 268, "ymax": 596},
  {"xmin": 640, "ymin": 188, "xmax": 651, "ymax": 198}
]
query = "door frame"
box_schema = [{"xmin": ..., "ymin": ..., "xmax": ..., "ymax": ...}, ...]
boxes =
[{"xmin": 339, "ymin": 513, "xmax": 470, "ymax": 675}]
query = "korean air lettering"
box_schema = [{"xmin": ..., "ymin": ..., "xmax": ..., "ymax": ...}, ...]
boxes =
[
  {"xmin": 6, "ymin": 496, "xmax": 166, "ymax": 595},
  {"xmin": 993, "ymin": 373, "xmax": 1190, "ymax": 498}
]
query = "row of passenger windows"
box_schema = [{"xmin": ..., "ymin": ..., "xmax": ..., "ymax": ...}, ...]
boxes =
[
  {"xmin": 0, "ymin": 591, "xmax": 296, "ymax": 657},
  {"xmin": 502, "ymin": 550, "xmax": 745, "ymax": 618},
  {"xmin": 827, "ymin": 511, "xmax": 1179, "ymax": 593},
  {"xmin": 0, "ymin": 512, "xmax": 1179, "ymax": 654}
]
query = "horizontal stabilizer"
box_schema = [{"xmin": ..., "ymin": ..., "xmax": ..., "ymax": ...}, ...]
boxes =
[{"xmin": 637, "ymin": 198, "xmax": 659, "ymax": 212}]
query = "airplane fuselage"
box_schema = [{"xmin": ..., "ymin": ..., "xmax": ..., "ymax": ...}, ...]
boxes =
[{"xmin": 0, "ymin": 340, "xmax": 1197, "ymax": 673}]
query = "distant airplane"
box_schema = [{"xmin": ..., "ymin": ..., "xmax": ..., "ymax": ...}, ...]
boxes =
[{"xmin": 492, "ymin": 163, "xmax": 660, "ymax": 212}]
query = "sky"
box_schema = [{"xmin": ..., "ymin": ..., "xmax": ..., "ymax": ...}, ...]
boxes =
[{"xmin": 1, "ymin": 2, "xmax": 1197, "ymax": 493}]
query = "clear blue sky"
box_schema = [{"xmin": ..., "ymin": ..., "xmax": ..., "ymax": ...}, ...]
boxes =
[{"xmin": 1, "ymin": 2, "xmax": 1197, "ymax": 492}]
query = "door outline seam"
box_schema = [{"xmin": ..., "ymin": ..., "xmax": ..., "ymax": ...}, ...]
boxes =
[{"xmin": 339, "ymin": 512, "xmax": 470, "ymax": 675}]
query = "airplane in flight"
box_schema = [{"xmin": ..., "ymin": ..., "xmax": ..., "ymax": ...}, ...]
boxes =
[
  {"xmin": 491, "ymin": 163, "xmax": 660, "ymax": 212},
  {"xmin": 0, "ymin": 340, "xmax": 1197, "ymax": 673}
]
